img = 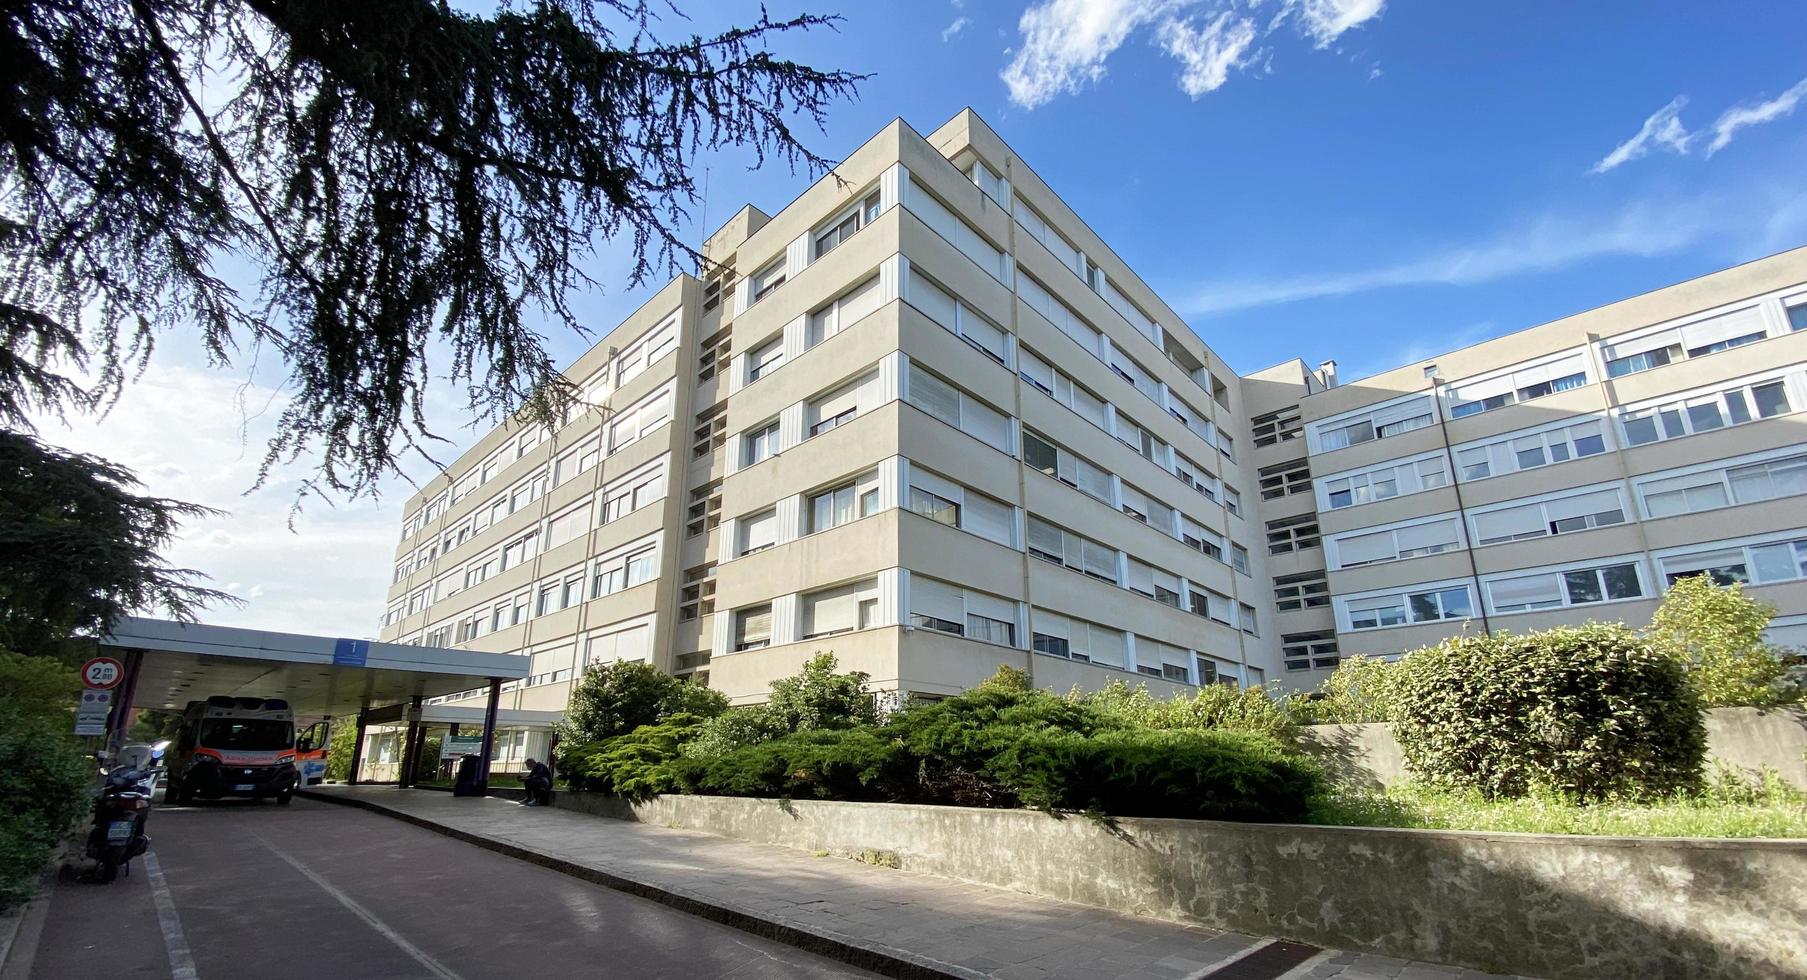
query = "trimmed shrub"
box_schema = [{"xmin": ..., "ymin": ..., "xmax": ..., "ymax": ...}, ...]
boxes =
[
  {"xmin": 682, "ymin": 653, "xmax": 876, "ymax": 763},
  {"xmin": 1084, "ymin": 680, "xmax": 1298, "ymax": 740},
  {"xmin": 1392, "ymin": 625, "xmax": 1706, "ymax": 801},
  {"xmin": 0, "ymin": 652, "xmax": 90, "ymax": 911},
  {"xmin": 676, "ymin": 728, "xmax": 905, "ymax": 801}
]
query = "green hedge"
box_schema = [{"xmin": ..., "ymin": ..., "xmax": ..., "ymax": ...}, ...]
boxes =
[{"xmin": 1391, "ymin": 625, "xmax": 1706, "ymax": 801}]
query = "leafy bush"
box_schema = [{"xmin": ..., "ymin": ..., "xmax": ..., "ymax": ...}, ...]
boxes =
[
  {"xmin": 1649, "ymin": 576, "xmax": 1804, "ymax": 708},
  {"xmin": 683, "ymin": 653, "xmax": 876, "ymax": 763},
  {"xmin": 1083, "ymin": 680, "xmax": 1298, "ymax": 740},
  {"xmin": 676, "ymin": 674, "xmax": 1320, "ymax": 821},
  {"xmin": 0, "ymin": 652, "xmax": 91, "ymax": 911},
  {"xmin": 1287, "ymin": 655, "xmax": 1401, "ymax": 725},
  {"xmin": 1391, "ymin": 625, "xmax": 1706, "ymax": 801},
  {"xmin": 563, "ymin": 714, "xmax": 714, "ymax": 802},
  {"xmin": 560, "ymin": 660, "xmax": 728, "ymax": 743}
]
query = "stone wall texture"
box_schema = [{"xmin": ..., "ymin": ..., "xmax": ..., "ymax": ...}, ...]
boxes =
[
  {"xmin": 558, "ymin": 792, "xmax": 1807, "ymax": 979},
  {"xmin": 1299, "ymin": 706, "xmax": 1807, "ymax": 791}
]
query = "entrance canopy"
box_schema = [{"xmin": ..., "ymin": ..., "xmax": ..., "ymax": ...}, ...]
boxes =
[
  {"xmin": 363, "ymin": 704, "xmax": 563, "ymax": 729},
  {"xmin": 100, "ymin": 616, "xmax": 530, "ymax": 718}
]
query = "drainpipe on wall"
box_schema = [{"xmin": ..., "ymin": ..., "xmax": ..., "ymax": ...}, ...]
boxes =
[{"xmin": 1429, "ymin": 376, "xmax": 1493, "ymax": 637}]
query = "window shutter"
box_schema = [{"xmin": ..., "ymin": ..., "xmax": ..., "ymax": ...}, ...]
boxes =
[
  {"xmin": 735, "ymin": 608, "xmax": 772, "ymax": 646},
  {"xmin": 811, "ymin": 381, "xmax": 864, "ymax": 426},
  {"xmin": 1488, "ymin": 574, "xmax": 1561, "ymax": 610},
  {"xmin": 1336, "ymin": 530, "xmax": 1397, "ymax": 566},
  {"xmin": 963, "ymin": 494, "xmax": 1013, "ymax": 545},
  {"xmin": 1473, "ymin": 503, "xmax": 1545, "ymax": 543},
  {"xmin": 1085, "ymin": 623, "xmax": 1126, "ymax": 666},
  {"xmin": 1680, "ymin": 307, "xmax": 1764, "ymax": 350},
  {"xmin": 1394, "ymin": 519, "xmax": 1459, "ymax": 556},
  {"xmin": 908, "ymin": 368, "xmax": 961, "ymax": 425},
  {"xmin": 962, "ymin": 398, "xmax": 1011, "ymax": 452},
  {"xmin": 909, "ymin": 271, "xmax": 958, "ymax": 330},
  {"xmin": 1019, "ymin": 350, "xmax": 1055, "ymax": 392},
  {"xmin": 963, "ymin": 315, "xmax": 1008, "ymax": 362},
  {"xmin": 965, "ymin": 590, "xmax": 1016, "ymax": 625},
  {"xmin": 741, "ymin": 509, "xmax": 778, "ymax": 552},
  {"xmin": 1027, "ymin": 517, "xmax": 1065, "ymax": 558},
  {"xmin": 1604, "ymin": 329, "xmax": 1681, "ymax": 361},
  {"xmin": 1544, "ymin": 489, "xmax": 1622, "ymax": 522},
  {"xmin": 805, "ymin": 582, "xmax": 867, "ymax": 636},
  {"xmin": 1125, "ymin": 560, "xmax": 1156, "ymax": 595},
  {"xmin": 837, "ymin": 276, "xmax": 883, "ymax": 328},
  {"xmin": 910, "ymin": 576, "xmax": 965, "ymax": 624}
]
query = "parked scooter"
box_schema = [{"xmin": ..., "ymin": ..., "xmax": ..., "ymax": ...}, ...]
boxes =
[{"xmin": 85, "ymin": 740, "xmax": 169, "ymax": 882}]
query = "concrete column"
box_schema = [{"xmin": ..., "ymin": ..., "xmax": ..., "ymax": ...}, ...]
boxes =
[
  {"xmin": 477, "ymin": 679, "xmax": 502, "ymax": 792},
  {"xmin": 347, "ymin": 708, "xmax": 369, "ymax": 786}
]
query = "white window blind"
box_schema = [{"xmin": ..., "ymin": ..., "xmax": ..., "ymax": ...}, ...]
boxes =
[
  {"xmin": 909, "ymin": 367, "xmax": 961, "ymax": 425},
  {"xmin": 735, "ymin": 607, "xmax": 772, "ymax": 649},
  {"xmin": 1489, "ymin": 574, "xmax": 1563, "ymax": 611},
  {"xmin": 1644, "ymin": 473, "xmax": 1729, "ymax": 517},
  {"xmin": 803, "ymin": 580, "xmax": 876, "ymax": 637},
  {"xmin": 1474, "ymin": 503, "xmax": 1545, "ymax": 544},
  {"xmin": 1396, "ymin": 519, "xmax": 1459, "ymax": 557},
  {"xmin": 1681, "ymin": 307, "xmax": 1765, "ymax": 350},
  {"xmin": 546, "ymin": 506, "xmax": 592, "ymax": 549},
  {"xmin": 963, "ymin": 315, "xmax": 1009, "ymax": 363},
  {"xmin": 1337, "ymin": 530, "xmax": 1396, "ymax": 566},
  {"xmin": 911, "ymin": 576, "xmax": 966, "ymax": 625},
  {"xmin": 1545, "ymin": 489, "xmax": 1622, "ymax": 523},
  {"xmin": 962, "ymin": 398, "xmax": 1011, "ymax": 451},
  {"xmin": 586, "ymin": 624, "xmax": 651, "ymax": 665},
  {"xmin": 963, "ymin": 494, "xmax": 1013, "ymax": 545},
  {"xmin": 910, "ymin": 271, "xmax": 958, "ymax": 330},
  {"xmin": 740, "ymin": 509, "xmax": 778, "ymax": 554}
]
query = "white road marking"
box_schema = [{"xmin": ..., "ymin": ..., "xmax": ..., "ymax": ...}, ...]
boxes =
[
  {"xmin": 249, "ymin": 830, "xmax": 465, "ymax": 980},
  {"xmin": 143, "ymin": 851, "xmax": 199, "ymax": 980}
]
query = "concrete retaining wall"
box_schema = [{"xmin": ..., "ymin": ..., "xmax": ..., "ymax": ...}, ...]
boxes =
[
  {"xmin": 559, "ymin": 792, "xmax": 1807, "ymax": 979},
  {"xmin": 1299, "ymin": 706, "xmax": 1807, "ymax": 791}
]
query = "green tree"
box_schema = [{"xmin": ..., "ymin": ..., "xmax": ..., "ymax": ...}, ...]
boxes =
[
  {"xmin": 0, "ymin": 431, "xmax": 233, "ymax": 655},
  {"xmin": 1288, "ymin": 655, "xmax": 1402, "ymax": 725},
  {"xmin": 1649, "ymin": 576, "xmax": 1804, "ymax": 708},
  {"xmin": 3, "ymin": 0, "xmax": 863, "ymax": 500},
  {"xmin": 684, "ymin": 653, "xmax": 876, "ymax": 761},
  {"xmin": 560, "ymin": 660, "xmax": 727, "ymax": 743}
]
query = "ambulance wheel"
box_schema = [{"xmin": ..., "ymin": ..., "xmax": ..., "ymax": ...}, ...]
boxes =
[{"xmin": 277, "ymin": 790, "xmax": 293, "ymax": 805}]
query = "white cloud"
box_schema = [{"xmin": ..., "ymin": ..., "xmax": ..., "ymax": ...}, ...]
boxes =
[
  {"xmin": 1591, "ymin": 96, "xmax": 1693, "ymax": 173},
  {"xmin": 1001, "ymin": 0, "xmax": 1384, "ymax": 108},
  {"xmin": 942, "ymin": 16, "xmax": 971, "ymax": 42},
  {"xmin": 1708, "ymin": 75, "xmax": 1807, "ymax": 155},
  {"xmin": 1158, "ymin": 13, "xmax": 1258, "ymax": 98},
  {"xmin": 1281, "ymin": 0, "xmax": 1386, "ymax": 48},
  {"xmin": 1178, "ymin": 196, "xmax": 1717, "ymax": 315},
  {"xmin": 1001, "ymin": 0, "xmax": 1184, "ymax": 109}
]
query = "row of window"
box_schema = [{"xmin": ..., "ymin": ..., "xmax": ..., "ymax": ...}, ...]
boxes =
[{"xmin": 401, "ymin": 313, "xmax": 679, "ymax": 541}]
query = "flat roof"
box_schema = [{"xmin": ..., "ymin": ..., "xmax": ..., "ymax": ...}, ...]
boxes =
[{"xmin": 100, "ymin": 617, "xmax": 530, "ymax": 718}]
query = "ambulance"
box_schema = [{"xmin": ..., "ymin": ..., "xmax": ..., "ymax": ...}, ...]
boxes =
[{"xmin": 166, "ymin": 696, "xmax": 302, "ymax": 805}]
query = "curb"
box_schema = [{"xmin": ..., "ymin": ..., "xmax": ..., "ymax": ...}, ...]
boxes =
[{"xmin": 299, "ymin": 789, "xmax": 981, "ymax": 980}]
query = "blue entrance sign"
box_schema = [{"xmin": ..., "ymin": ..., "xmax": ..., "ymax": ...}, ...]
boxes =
[{"xmin": 332, "ymin": 638, "xmax": 370, "ymax": 666}]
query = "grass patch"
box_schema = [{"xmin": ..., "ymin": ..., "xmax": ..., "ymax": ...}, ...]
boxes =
[{"xmin": 1309, "ymin": 772, "xmax": 1807, "ymax": 839}]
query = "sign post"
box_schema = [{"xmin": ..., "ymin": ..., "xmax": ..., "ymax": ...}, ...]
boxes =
[{"xmin": 75, "ymin": 688, "xmax": 113, "ymax": 737}]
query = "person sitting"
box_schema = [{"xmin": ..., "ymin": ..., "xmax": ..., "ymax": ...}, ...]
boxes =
[{"xmin": 521, "ymin": 757, "xmax": 553, "ymax": 807}]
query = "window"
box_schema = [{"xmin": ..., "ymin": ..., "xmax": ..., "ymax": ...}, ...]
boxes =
[
  {"xmin": 1259, "ymin": 459, "xmax": 1312, "ymax": 500},
  {"xmin": 679, "ymin": 565, "xmax": 716, "ymax": 621},
  {"xmin": 1344, "ymin": 585, "xmax": 1473, "ymax": 631},
  {"xmin": 1641, "ymin": 470, "xmax": 1733, "ymax": 519},
  {"xmin": 1726, "ymin": 453, "xmax": 1807, "ymax": 507},
  {"xmin": 807, "ymin": 371, "xmax": 879, "ymax": 437},
  {"xmin": 1603, "ymin": 306, "xmax": 1769, "ymax": 378},
  {"xmin": 1788, "ymin": 302, "xmax": 1807, "ymax": 332},
  {"xmin": 695, "ymin": 328, "xmax": 732, "ymax": 383},
  {"xmin": 692, "ymin": 404, "xmax": 727, "ymax": 458},
  {"xmin": 545, "ymin": 504, "xmax": 592, "ymax": 551},
  {"xmin": 608, "ymin": 385, "xmax": 674, "ymax": 452},
  {"xmin": 1021, "ymin": 429, "xmax": 1110, "ymax": 502},
  {"xmin": 1180, "ymin": 516, "xmax": 1226, "ymax": 561},
  {"xmin": 904, "ymin": 178, "xmax": 1006, "ymax": 280},
  {"xmin": 1315, "ymin": 396, "xmax": 1434, "ymax": 452},
  {"xmin": 1019, "ymin": 273, "xmax": 1101, "ymax": 356},
  {"xmin": 737, "ymin": 508, "xmax": 778, "ymax": 555},
  {"xmin": 686, "ymin": 481, "xmax": 722, "ymax": 538},
  {"xmin": 589, "ymin": 543, "xmax": 657, "ymax": 599},
  {"xmin": 907, "ymin": 467, "xmax": 1014, "ymax": 546},
  {"xmin": 500, "ymin": 532, "xmax": 538, "ymax": 570},
  {"xmin": 808, "ymin": 276, "xmax": 883, "ymax": 346},
  {"xmin": 1252, "ymin": 406, "xmax": 1302, "ymax": 448},
  {"xmin": 1017, "ymin": 346, "xmax": 1113, "ymax": 432},
  {"xmin": 750, "ymin": 261, "xmax": 786, "ymax": 303},
  {"xmin": 1118, "ymin": 482, "xmax": 1174, "ymax": 533},
  {"xmin": 1322, "ymin": 456, "xmax": 1449, "ymax": 509},
  {"xmin": 1113, "ymin": 411, "xmax": 1168, "ymax": 466},
  {"xmin": 1232, "ymin": 544, "xmax": 1250, "ymax": 575},
  {"xmin": 911, "ymin": 576, "xmax": 1017, "ymax": 645},
  {"xmin": 809, "ymin": 471, "xmax": 882, "ymax": 533},
  {"xmin": 1188, "ymin": 585, "xmax": 1233, "ymax": 624},
  {"xmin": 742, "ymin": 420, "xmax": 781, "ymax": 467},
  {"xmin": 1013, "ymin": 197, "xmax": 1082, "ymax": 272},
  {"xmin": 910, "ymin": 271, "xmax": 1010, "ymax": 366},
  {"xmin": 1330, "ymin": 517, "xmax": 1462, "ymax": 568},
  {"xmin": 1239, "ymin": 603, "xmax": 1259, "ymax": 637},
  {"xmin": 801, "ymin": 578, "xmax": 880, "ymax": 639},
  {"xmin": 1173, "ymin": 454, "xmax": 1218, "ymax": 500},
  {"xmin": 1619, "ymin": 375, "xmax": 1798, "ymax": 446},
  {"xmin": 1661, "ymin": 535, "xmax": 1807, "ymax": 588},
  {"xmin": 1445, "ymin": 353, "xmax": 1589, "ymax": 419},
  {"xmin": 1487, "ymin": 561, "xmax": 1644, "ymax": 613},
  {"xmin": 733, "ymin": 605, "xmax": 773, "ymax": 651},
  {"xmin": 1136, "ymin": 638, "xmax": 1193, "ymax": 683},
  {"xmin": 1283, "ymin": 631, "xmax": 1339, "ymax": 672},
  {"xmin": 1470, "ymin": 487, "xmax": 1626, "ymax": 545},
  {"xmin": 746, "ymin": 336, "xmax": 784, "ymax": 383},
  {"xmin": 907, "ymin": 365, "xmax": 1011, "ymax": 452},
  {"xmin": 1031, "ymin": 609, "xmax": 1126, "ymax": 668},
  {"xmin": 1266, "ymin": 514, "xmax": 1320, "ymax": 555},
  {"xmin": 1454, "ymin": 418, "xmax": 1607, "ymax": 482},
  {"xmin": 1274, "ymin": 572, "xmax": 1330, "ymax": 611},
  {"xmin": 1223, "ymin": 486, "xmax": 1241, "ymax": 517},
  {"xmin": 1026, "ymin": 516, "xmax": 1119, "ymax": 582},
  {"xmin": 814, "ymin": 192, "xmax": 880, "ymax": 257}
]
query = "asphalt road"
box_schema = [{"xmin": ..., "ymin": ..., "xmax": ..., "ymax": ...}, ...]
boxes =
[{"xmin": 23, "ymin": 797, "xmax": 878, "ymax": 980}]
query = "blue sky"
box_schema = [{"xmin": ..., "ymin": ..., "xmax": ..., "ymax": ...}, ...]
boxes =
[{"xmin": 38, "ymin": 0, "xmax": 1807, "ymax": 633}]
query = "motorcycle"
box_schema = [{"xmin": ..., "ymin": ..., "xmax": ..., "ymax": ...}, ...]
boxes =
[{"xmin": 84, "ymin": 740, "xmax": 169, "ymax": 882}]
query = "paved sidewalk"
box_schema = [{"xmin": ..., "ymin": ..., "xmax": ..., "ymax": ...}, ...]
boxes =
[{"xmin": 303, "ymin": 786, "xmax": 1530, "ymax": 980}]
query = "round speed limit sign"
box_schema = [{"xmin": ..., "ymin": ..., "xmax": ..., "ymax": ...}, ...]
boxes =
[{"xmin": 81, "ymin": 657, "xmax": 125, "ymax": 690}]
